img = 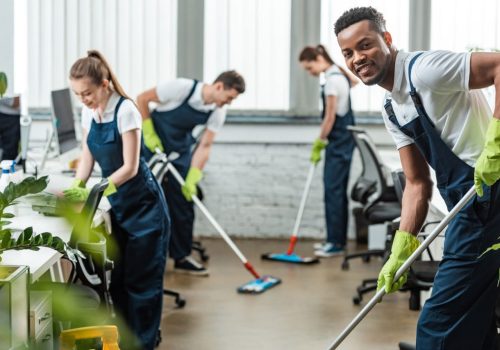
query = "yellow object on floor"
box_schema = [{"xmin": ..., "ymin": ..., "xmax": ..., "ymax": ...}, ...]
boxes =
[{"xmin": 59, "ymin": 325, "xmax": 119, "ymax": 350}]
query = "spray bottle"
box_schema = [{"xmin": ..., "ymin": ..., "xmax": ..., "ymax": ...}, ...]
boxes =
[{"xmin": 0, "ymin": 160, "xmax": 12, "ymax": 192}]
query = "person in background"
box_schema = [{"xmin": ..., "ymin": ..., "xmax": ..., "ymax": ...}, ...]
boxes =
[
  {"xmin": 137, "ymin": 71, "xmax": 245, "ymax": 276},
  {"xmin": 0, "ymin": 72, "xmax": 21, "ymax": 161},
  {"xmin": 64, "ymin": 50, "xmax": 170, "ymax": 350},
  {"xmin": 299, "ymin": 45, "xmax": 357, "ymax": 257},
  {"xmin": 335, "ymin": 6, "xmax": 500, "ymax": 349}
]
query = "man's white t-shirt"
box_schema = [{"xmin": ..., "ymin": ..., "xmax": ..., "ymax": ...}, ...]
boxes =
[
  {"xmin": 155, "ymin": 78, "xmax": 226, "ymax": 133},
  {"xmin": 382, "ymin": 50, "xmax": 491, "ymax": 167},
  {"xmin": 323, "ymin": 65, "xmax": 351, "ymax": 117},
  {"xmin": 81, "ymin": 91, "xmax": 142, "ymax": 134}
]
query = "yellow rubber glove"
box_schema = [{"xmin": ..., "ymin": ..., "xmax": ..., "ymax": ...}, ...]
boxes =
[
  {"xmin": 377, "ymin": 230, "xmax": 420, "ymax": 293},
  {"xmin": 310, "ymin": 138, "xmax": 328, "ymax": 165},
  {"xmin": 474, "ymin": 118, "xmax": 500, "ymax": 197},
  {"xmin": 63, "ymin": 179, "xmax": 90, "ymax": 202},
  {"xmin": 182, "ymin": 167, "xmax": 203, "ymax": 202},
  {"xmin": 103, "ymin": 177, "xmax": 117, "ymax": 197},
  {"xmin": 142, "ymin": 118, "xmax": 164, "ymax": 153}
]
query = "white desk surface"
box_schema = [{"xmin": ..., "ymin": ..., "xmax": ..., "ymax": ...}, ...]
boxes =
[{"xmin": 0, "ymin": 168, "xmax": 110, "ymax": 282}]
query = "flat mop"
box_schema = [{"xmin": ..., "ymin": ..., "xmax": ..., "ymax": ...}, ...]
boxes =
[
  {"xmin": 161, "ymin": 153, "xmax": 281, "ymax": 294},
  {"xmin": 261, "ymin": 163, "xmax": 319, "ymax": 264},
  {"xmin": 326, "ymin": 186, "xmax": 476, "ymax": 349}
]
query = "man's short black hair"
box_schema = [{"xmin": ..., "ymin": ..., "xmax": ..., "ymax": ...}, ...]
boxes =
[
  {"xmin": 334, "ymin": 6, "xmax": 386, "ymax": 36},
  {"xmin": 214, "ymin": 70, "xmax": 245, "ymax": 94}
]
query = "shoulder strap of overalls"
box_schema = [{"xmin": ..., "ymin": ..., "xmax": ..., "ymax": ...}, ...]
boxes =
[
  {"xmin": 114, "ymin": 96, "xmax": 126, "ymax": 121},
  {"xmin": 180, "ymin": 80, "xmax": 199, "ymax": 106},
  {"xmin": 407, "ymin": 52, "xmax": 435, "ymax": 127}
]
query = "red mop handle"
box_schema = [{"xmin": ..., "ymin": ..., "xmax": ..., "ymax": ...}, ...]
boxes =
[
  {"xmin": 286, "ymin": 236, "xmax": 298, "ymax": 255},
  {"xmin": 244, "ymin": 262, "xmax": 261, "ymax": 279}
]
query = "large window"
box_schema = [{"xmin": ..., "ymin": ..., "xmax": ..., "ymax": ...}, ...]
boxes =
[
  {"xmin": 204, "ymin": 0, "xmax": 291, "ymax": 110},
  {"xmin": 16, "ymin": 0, "xmax": 177, "ymax": 108},
  {"xmin": 321, "ymin": 0, "xmax": 410, "ymax": 114},
  {"xmin": 431, "ymin": 0, "xmax": 500, "ymax": 109}
]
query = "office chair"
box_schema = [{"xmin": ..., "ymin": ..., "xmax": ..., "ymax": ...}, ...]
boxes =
[
  {"xmin": 342, "ymin": 127, "xmax": 401, "ymax": 270},
  {"xmin": 32, "ymin": 179, "xmax": 115, "ymax": 346}
]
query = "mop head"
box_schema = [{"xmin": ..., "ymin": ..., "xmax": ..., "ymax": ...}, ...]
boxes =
[
  {"xmin": 261, "ymin": 252, "xmax": 320, "ymax": 264},
  {"xmin": 237, "ymin": 275, "xmax": 281, "ymax": 294}
]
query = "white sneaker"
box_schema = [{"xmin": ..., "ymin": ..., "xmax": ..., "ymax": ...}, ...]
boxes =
[
  {"xmin": 313, "ymin": 242, "xmax": 328, "ymax": 250},
  {"xmin": 314, "ymin": 243, "xmax": 345, "ymax": 258}
]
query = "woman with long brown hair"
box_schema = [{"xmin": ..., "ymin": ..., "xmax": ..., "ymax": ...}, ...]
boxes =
[
  {"xmin": 64, "ymin": 50, "xmax": 170, "ymax": 350},
  {"xmin": 299, "ymin": 44, "xmax": 357, "ymax": 257}
]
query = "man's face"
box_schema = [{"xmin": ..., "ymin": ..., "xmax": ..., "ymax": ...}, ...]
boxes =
[
  {"xmin": 337, "ymin": 20, "xmax": 392, "ymax": 86},
  {"xmin": 214, "ymin": 85, "xmax": 240, "ymax": 107}
]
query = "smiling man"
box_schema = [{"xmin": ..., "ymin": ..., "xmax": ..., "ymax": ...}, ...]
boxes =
[
  {"xmin": 335, "ymin": 6, "xmax": 500, "ymax": 349},
  {"xmin": 137, "ymin": 71, "xmax": 245, "ymax": 276}
]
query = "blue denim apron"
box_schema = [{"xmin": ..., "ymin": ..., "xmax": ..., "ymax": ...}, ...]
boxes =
[
  {"xmin": 144, "ymin": 80, "xmax": 212, "ymax": 260},
  {"xmin": 384, "ymin": 52, "xmax": 500, "ymax": 349},
  {"xmin": 321, "ymin": 72, "xmax": 355, "ymax": 247},
  {"xmin": 87, "ymin": 96, "xmax": 170, "ymax": 350}
]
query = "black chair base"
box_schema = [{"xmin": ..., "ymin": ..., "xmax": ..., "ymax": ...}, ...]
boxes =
[
  {"xmin": 342, "ymin": 249, "xmax": 385, "ymax": 270},
  {"xmin": 164, "ymin": 289, "xmax": 186, "ymax": 308},
  {"xmin": 192, "ymin": 240, "xmax": 209, "ymax": 262}
]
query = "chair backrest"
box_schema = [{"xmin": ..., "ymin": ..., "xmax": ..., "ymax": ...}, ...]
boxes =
[
  {"xmin": 391, "ymin": 169, "xmax": 406, "ymax": 205},
  {"xmin": 69, "ymin": 179, "xmax": 109, "ymax": 246},
  {"xmin": 348, "ymin": 126, "xmax": 393, "ymax": 205},
  {"xmin": 67, "ymin": 179, "xmax": 114, "ymax": 312}
]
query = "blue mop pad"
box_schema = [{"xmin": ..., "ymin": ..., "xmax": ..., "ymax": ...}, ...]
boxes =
[
  {"xmin": 237, "ymin": 275, "xmax": 281, "ymax": 294},
  {"xmin": 261, "ymin": 252, "xmax": 319, "ymax": 264}
]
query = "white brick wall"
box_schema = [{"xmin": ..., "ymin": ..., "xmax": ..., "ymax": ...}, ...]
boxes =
[{"xmin": 194, "ymin": 142, "xmax": 363, "ymax": 239}]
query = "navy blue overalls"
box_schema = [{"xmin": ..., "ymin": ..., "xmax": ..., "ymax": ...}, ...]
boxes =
[
  {"xmin": 384, "ymin": 52, "xmax": 500, "ymax": 349},
  {"xmin": 148, "ymin": 80, "xmax": 212, "ymax": 260},
  {"xmin": 87, "ymin": 97, "xmax": 170, "ymax": 350},
  {"xmin": 321, "ymin": 72, "xmax": 355, "ymax": 247}
]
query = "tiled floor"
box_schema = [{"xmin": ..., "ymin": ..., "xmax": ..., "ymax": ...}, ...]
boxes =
[{"xmin": 159, "ymin": 238, "xmax": 419, "ymax": 350}]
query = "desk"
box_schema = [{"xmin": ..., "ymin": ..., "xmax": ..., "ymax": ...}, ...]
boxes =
[{"xmin": 0, "ymin": 173, "xmax": 110, "ymax": 283}]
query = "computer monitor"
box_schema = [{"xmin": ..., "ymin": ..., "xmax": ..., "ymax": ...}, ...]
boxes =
[
  {"xmin": 40, "ymin": 88, "xmax": 79, "ymax": 170},
  {"xmin": 51, "ymin": 88, "xmax": 78, "ymax": 154}
]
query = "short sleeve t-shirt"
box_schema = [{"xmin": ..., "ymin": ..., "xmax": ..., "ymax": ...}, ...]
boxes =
[
  {"xmin": 323, "ymin": 65, "xmax": 351, "ymax": 117},
  {"xmin": 381, "ymin": 50, "xmax": 491, "ymax": 166},
  {"xmin": 155, "ymin": 78, "xmax": 226, "ymax": 133},
  {"xmin": 81, "ymin": 91, "xmax": 142, "ymax": 134}
]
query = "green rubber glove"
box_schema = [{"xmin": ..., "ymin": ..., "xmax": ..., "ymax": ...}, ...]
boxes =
[
  {"xmin": 377, "ymin": 230, "xmax": 420, "ymax": 293},
  {"xmin": 142, "ymin": 118, "xmax": 164, "ymax": 153},
  {"xmin": 182, "ymin": 167, "xmax": 203, "ymax": 202},
  {"xmin": 474, "ymin": 118, "xmax": 500, "ymax": 197},
  {"xmin": 103, "ymin": 177, "xmax": 117, "ymax": 197},
  {"xmin": 63, "ymin": 179, "xmax": 90, "ymax": 202},
  {"xmin": 310, "ymin": 138, "xmax": 328, "ymax": 165}
]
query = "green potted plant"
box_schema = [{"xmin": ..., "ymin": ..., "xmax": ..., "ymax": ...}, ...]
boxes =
[
  {"xmin": 0, "ymin": 176, "xmax": 82, "ymax": 264},
  {"xmin": 0, "ymin": 72, "xmax": 7, "ymax": 98}
]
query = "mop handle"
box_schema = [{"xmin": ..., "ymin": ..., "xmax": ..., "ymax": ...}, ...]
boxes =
[
  {"xmin": 287, "ymin": 164, "xmax": 316, "ymax": 254},
  {"xmin": 165, "ymin": 162, "xmax": 259, "ymax": 277},
  {"xmin": 327, "ymin": 186, "xmax": 476, "ymax": 350}
]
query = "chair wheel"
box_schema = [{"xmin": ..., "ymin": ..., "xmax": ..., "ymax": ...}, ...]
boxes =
[
  {"xmin": 341, "ymin": 261, "xmax": 350, "ymax": 270},
  {"xmin": 200, "ymin": 252, "xmax": 210, "ymax": 262},
  {"xmin": 176, "ymin": 297, "xmax": 187, "ymax": 308},
  {"xmin": 353, "ymin": 295, "xmax": 362, "ymax": 305},
  {"xmin": 362, "ymin": 255, "xmax": 371, "ymax": 263},
  {"xmin": 155, "ymin": 329, "xmax": 162, "ymax": 347}
]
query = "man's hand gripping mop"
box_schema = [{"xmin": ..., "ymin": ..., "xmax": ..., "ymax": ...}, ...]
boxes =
[{"xmin": 153, "ymin": 149, "xmax": 281, "ymax": 294}]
